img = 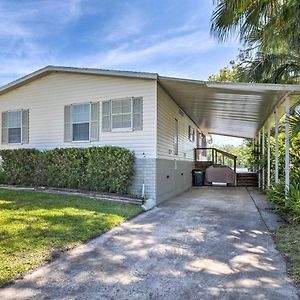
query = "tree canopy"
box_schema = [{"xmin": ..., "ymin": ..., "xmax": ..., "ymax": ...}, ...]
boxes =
[
  {"xmin": 208, "ymin": 65, "xmax": 239, "ymax": 82},
  {"xmin": 210, "ymin": 0, "xmax": 300, "ymax": 84}
]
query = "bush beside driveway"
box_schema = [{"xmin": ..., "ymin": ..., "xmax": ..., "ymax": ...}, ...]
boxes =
[{"xmin": 0, "ymin": 146, "xmax": 135, "ymax": 194}]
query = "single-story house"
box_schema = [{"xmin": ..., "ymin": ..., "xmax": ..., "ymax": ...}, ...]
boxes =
[{"xmin": 0, "ymin": 66, "xmax": 299, "ymax": 204}]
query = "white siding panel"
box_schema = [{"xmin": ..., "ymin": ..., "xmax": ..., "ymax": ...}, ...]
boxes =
[
  {"xmin": 157, "ymin": 85, "xmax": 198, "ymax": 160},
  {"xmin": 0, "ymin": 73, "xmax": 156, "ymax": 158}
]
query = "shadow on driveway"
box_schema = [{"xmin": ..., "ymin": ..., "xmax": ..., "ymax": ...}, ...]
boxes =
[{"xmin": 0, "ymin": 187, "xmax": 298, "ymax": 300}]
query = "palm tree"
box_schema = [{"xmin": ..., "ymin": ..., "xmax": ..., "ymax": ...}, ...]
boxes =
[
  {"xmin": 237, "ymin": 51, "xmax": 300, "ymax": 84},
  {"xmin": 290, "ymin": 105, "xmax": 300, "ymax": 138},
  {"xmin": 211, "ymin": 0, "xmax": 300, "ymax": 52},
  {"xmin": 210, "ymin": 0, "xmax": 300, "ymax": 84}
]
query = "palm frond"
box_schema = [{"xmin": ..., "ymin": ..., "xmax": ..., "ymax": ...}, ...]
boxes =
[
  {"xmin": 236, "ymin": 51, "xmax": 300, "ymax": 84},
  {"xmin": 289, "ymin": 110, "xmax": 300, "ymax": 138},
  {"xmin": 211, "ymin": 0, "xmax": 300, "ymax": 54}
]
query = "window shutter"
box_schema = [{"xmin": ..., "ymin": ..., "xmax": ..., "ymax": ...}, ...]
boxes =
[
  {"xmin": 133, "ymin": 97, "xmax": 143, "ymax": 130},
  {"xmin": 21, "ymin": 109, "xmax": 29, "ymax": 143},
  {"xmin": 102, "ymin": 101, "xmax": 111, "ymax": 132},
  {"xmin": 90, "ymin": 102, "xmax": 99, "ymax": 141},
  {"xmin": 1, "ymin": 112, "xmax": 8, "ymax": 144},
  {"xmin": 64, "ymin": 105, "xmax": 72, "ymax": 142}
]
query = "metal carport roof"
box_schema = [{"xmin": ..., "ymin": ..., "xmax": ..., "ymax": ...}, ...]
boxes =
[
  {"xmin": 158, "ymin": 76, "xmax": 300, "ymax": 138},
  {"xmin": 0, "ymin": 65, "xmax": 299, "ymax": 139}
]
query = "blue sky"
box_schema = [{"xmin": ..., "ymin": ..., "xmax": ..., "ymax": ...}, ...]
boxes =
[{"xmin": 0, "ymin": 0, "xmax": 243, "ymax": 145}]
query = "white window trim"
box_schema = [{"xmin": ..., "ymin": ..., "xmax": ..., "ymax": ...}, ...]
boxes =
[
  {"xmin": 110, "ymin": 97, "xmax": 133, "ymax": 132},
  {"xmin": 102, "ymin": 97, "xmax": 143, "ymax": 133},
  {"xmin": 7, "ymin": 109, "xmax": 23, "ymax": 145},
  {"xmin": 71, "ymin": 102, "xmax": 92, "ymax": 142},
  {"xmin": 192, "ymin": 128, "xmax": 195, "ymax": 142},
  {"xmin": 188, "ymin": 126, "xmax": 195, "ymax": 142}
]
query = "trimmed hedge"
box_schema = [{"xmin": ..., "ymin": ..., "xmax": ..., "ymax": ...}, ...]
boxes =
[{"xmin": 0, "ymin": 146, "xmax": 135, "ymax": 194}]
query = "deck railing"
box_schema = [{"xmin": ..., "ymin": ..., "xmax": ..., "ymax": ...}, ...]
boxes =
[{"xmin": 194, "ymin": 147, "xmax": 237, "ymax": 173}]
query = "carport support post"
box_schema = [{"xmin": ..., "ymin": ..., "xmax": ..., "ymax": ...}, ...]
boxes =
[
  {"xmin": 275, "ymin": 108, "xmax": 279, "ymax": 185},
  {"xmin": 253, "ymin": 138, "xmax": 256, "ymax": 172},
  {"xmin": 285, "ymin": 97, "xmax": 290, "ymax": 197},
  {"xmin": 262, "ymin": 127, "xmax": 265, "ymax": 190},
  {"xmin": 258, "ymin": 131, "xmax": 261, "ymax": 188},
  {"xmin": 267, "ymin": 128, "xmax": 271, "ymax": 188}
]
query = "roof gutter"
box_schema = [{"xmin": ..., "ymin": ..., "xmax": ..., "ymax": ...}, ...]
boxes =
[{"xmin": 206, "ymin": 82, "xmax": 300, "ymax": 92}]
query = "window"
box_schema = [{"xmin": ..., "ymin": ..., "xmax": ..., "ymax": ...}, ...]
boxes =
[
  {"xmin": 174, "ymin": 118, "xmax": 178, "ymax": 155},
  {"xmin": 72, "ymin": 104, "xmax": 90, "ymax": 141},
  {"xmin": 102, "ymin": 97, "xmax": 143, "ymax": 132},
  {"xmin": 196, "ymin": 130, "xmax": 200, "ymax": 147},
  {"xmin": 111, "ymin": 98, "xmax": 131, "ymax": 129},
  {"xmin": 64, "ymin": 102, "xmax": 99, "ymax": 143},
  {"xmin": 188, "ymin": 125, "xmax": 195, "ymax": 142},
  {"xmin": 200, "ymin": 133, "xmax": 207, "ymax": 157},
  {"xmin": 8, "ymin": 111, "xmax": 22, "ymax": 143},
  {"xmin": 201, "ymin": 133, "xmax": 207, "ymax": 148},
  {"xmin": 1, "ymin": 110, "xmax": 29, "ymax": 144}
]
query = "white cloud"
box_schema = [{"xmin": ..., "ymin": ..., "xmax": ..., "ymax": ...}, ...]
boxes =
[
  {"xmin": 0, "ymin": 0, "xmax": 89, "ymax": 84},
  {"xmin": 77, "ymin": 30, "xmax": 216, "ymax": 68},
  {"xmin": 0, "ymin": 0, "xmax": 84, "ymax": 39},
  {"xmin": 0, "ymin": 0, "xmax": 240, "ymax": 86},
  {"xmin": 103, "ymin": 5, "xmax": 146, "ymax": 42}
]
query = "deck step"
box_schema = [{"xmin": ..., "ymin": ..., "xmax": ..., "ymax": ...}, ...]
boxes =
[{"xmin": 237, "ymin": 172, "xmax": 258, "ymax": 187}]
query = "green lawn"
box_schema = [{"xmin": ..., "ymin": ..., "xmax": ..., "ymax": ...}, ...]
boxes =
[
  {"xmin": 0, "ymin": 190, "xmax": 142, "ymax": 287},
  {"xmin": 273, "ymin": 223, "xmax": 300, "ymax": 289}
]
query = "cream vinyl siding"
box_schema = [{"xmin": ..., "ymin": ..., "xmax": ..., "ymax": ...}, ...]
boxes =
[
  {"xmin": 0, "ymin": 73, "xmax": 156, "ymax": 158},
  {"xmin": 157, "ymin": 85, "xmax": 198, "ymax": 160}
]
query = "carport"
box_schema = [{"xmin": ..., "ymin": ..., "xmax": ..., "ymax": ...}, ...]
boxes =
[{"xmin": 158, "ymin": 76, "xmax": 300, "ymax": 191}]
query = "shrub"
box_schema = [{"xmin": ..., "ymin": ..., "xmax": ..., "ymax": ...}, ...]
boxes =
[
  {"xmin": 0, "ymin": 146, "xmax": 135, "ymax": 194},
  {"xmin": 42, "ymin": 148, "xmax": 88, "ymax": 189},
  {"xmin": 0, "ymin": 149, "xmax": 40, "ymax": 186},
  {"xmin": 86, "ymin": 146, "xmax": 135, "ymax": 193},
  {"xmin": 267, "ymin": 177, "xmax": 300, "ymax": 222},
  {"xmin": 287, "ymin": 182, "xmax": 300, "ymax": 222},
  {"xmin": 266, "ymin": 180, "xmax": 286, "ymax": 208}
]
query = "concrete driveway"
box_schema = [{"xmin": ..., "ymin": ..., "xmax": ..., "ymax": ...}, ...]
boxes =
[{"xmin": 0, "ymin": 187, "xmax": 298, "ymax": 300}]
